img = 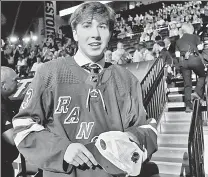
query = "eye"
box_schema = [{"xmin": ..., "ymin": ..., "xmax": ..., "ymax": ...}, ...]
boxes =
[
  {"xmin": 82, "ymin": 22, "xmax": 91, "ymax": 28},
  {"xmin": 99, "ymin": 24, "xmax": 107, "ymax": 29},
  {"xmin": 83, "ymin": 24, "xmax": 90, "ymax": 28}
]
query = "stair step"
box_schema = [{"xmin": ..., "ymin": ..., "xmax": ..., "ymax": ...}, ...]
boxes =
[
  {"xmin": 171, "ymin": 74, "xmax": 196, "ymax": 82},
  {"xmin": 169, "ymin": 86, "xmax": 195, "ymax": 94},
  {"xmin": 167, "ymin": 102, "xmax": 186, "ymax": 111},
  {"xmin": 167, "ymin": 102, "xmax": 186, "ymax": 108},
  {"xmin": 159, "ymin": 144, "xmax": 188, "ymax": 148},
  {"xmin": 158, "ymin": 134, "xmax": 188, "ymax": 146},
  {"xmin": 159, "ymin": 123, "xmax": 190, "ymax": 134},
  {"xmin": 152, "ymin": 174, "xmax": 181, "ymax": 177},
  {"xmin": 203, "ymin": 126, "xmax": 208, "ymax": 135},
  {"xmin": 151, "ymin": 156, "xmax": 188, "ymax": 164},
  {"xmin": 168, "ymin": 94, "xmax": 184, "ymax": 102},
  {"xmin": 175, "ymin": 80, "xmax": 196, "ymax": 87},
  {"xmin": 161, "ymin": 112, "xmax": 192, "ymax": 122},
  {"xmin": 167, "ymin": 102, "xmax": 207, "ymax": 111},
  {"xmin": 151, "ymin": 161, "xmax": 190, "ymax": 176},
  {"xmin": 152, "ymin": 147, "xmax": 188, "ymax": 160}
]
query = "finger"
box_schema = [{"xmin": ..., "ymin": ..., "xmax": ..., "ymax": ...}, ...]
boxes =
[
  {"xmin": 74, "ymin": 156, "xmax": 84, "ymax": 166},
  {"xmin": 78, "ymin": 152, "xmax": 93, "ymax": 168},
  {"xmin": 81, "ymin": 146, "xmax": 98, "ymax": 166},
  {"xmin": 71, "ymin": 160, "xmax": 79, "ymax": 167}
]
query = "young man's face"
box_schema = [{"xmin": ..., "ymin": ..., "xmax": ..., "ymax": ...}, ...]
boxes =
[{"xmin": 73, "ymin": 18, "xmax": 111, "ymax": 62}]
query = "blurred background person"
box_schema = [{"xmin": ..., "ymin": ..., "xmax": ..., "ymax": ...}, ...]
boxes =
[
  {"xmin": 104, "ymin": 50, "xmax": 113, "ymax": 63},
  {"xmin": 112, "ymin": 42, "xmax": 132, "ymax": 64},
  {"xmin": 139, "ymin": 42, "xmax": 155, "ymax": 61},
  {"xmin": 30, "ymin": 55, "xmax": 43, "ymax": 75},
  {"xmin": 175, "ymin": 23, "xmax": 206, "ymax": 112},
  {"xmin": 157, "ymin": 40, "xmax": 173, "ymax": 65},
  {"xmin": 16, "ymin": 55, "xmax": 27, "ymax": 77},
  {"xmin": 1, "ymin": 66, "xmax": 19, "ymax": 177},
  {"xmin": 133, "ymin": 44, "xmax": 143, "ymax": 63}
]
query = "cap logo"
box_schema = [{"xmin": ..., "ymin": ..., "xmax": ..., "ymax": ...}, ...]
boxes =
[
  {"xmin": 100, "ymin": 139, "xmax": 107, "ymax": 150},
  {"xmin": 131, "ymin": 152, "xmax": 140, "ymax": 163}
]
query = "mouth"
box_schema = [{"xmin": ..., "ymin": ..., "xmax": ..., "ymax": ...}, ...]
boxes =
[{"xmin": 88, "ymin": 42, "xmax": 101, "ymax": 49}]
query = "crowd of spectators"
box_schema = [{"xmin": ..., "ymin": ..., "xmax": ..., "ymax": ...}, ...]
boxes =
[
  {"xmin": 113, "ymin": 1, "xmax": 207, "ymax": 41},
  {"xmin": 1, "ymin": 29, "xmax": 77, "ymax": 77},
  {"xmin": 106, "ymin": 1, "xmax": 208, "ymax": 65}
]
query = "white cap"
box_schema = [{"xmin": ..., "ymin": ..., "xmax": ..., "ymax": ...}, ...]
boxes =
[{"xmin": 95, "ymin": 131, "xmax": 146, "ymax": 176}]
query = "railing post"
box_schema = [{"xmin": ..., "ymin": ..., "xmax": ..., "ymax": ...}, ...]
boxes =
[{"xmin": 188, "ymin": 100, "xmax": 205, "ymax": 177}]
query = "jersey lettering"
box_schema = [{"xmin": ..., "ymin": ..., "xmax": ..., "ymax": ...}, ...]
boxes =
[
  {"xmin": 54, "ymin": 96, "xmax": 71, "ymax": 114},
  {"xmin": 21, "ymin": 89, "xmax": 33, "ymax": 109},
  {"xmin": 76, "ymin": 122, "xmax": 94, "ymax": 139},
  {"xmin": 64, "ymin": 107, "xmax": 80, "ymax": 124},
  {"xmin": 13, "ymin": 78, "xmax": 32, "ymax": 98}
]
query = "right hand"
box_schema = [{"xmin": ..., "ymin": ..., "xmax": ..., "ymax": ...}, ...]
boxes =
[
  {"xmin": 185, "ymin": 51, "xmax": 190, "ymax": 60},
  {"xmin": 64, "ymin": 143, "xmax": 98, "ymax": 168}
]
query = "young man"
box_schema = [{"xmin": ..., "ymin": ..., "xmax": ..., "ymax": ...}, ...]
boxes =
[
  {"xmin": 13, "ymin": 2, "xmax": 157, "ymax": 177},
  {"xmin": 1, "ymin": 66, "xmax": 19, "ymax": 177}
]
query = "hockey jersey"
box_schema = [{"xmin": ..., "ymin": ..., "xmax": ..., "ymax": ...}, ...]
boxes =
[{"xmin": 12, "ymin": 57, "xmax": 157, "ymax": 177}]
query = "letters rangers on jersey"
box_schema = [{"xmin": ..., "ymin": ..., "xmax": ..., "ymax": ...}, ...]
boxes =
[{"xmin": 54, "ymin": 95, "xmax": 94, "ymax": 140}]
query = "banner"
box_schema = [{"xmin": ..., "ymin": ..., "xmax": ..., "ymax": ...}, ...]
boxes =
[{"xmin": 44, "ymin": 1, "xmax": 57, "ymax": 42}]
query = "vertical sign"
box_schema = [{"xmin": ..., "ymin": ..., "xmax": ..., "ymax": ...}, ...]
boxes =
[{"xmin": 44, "ymin": 1, "xmax": 57, "ymax": 43}]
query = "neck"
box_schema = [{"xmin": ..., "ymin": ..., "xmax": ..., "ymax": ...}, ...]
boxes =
[{"xmin": 78, "ymin": 49, "xmax": 104, "ymax": 63}]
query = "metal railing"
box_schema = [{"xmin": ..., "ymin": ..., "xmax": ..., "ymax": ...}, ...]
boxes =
[
  {"xmin": 188, "ymin": 99, "xmax": 205, "ymax": 177},
  {"xmin": 141, "ymin": 57, "xmax": 166, "ymax": 121},
  {"xmin": 205, "ymin": 74, "xmax": 208, "ymax": 123}
]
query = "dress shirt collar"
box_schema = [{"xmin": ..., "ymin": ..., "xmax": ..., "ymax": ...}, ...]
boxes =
[{"xmin": 74, "ymin": 49, "xmax": 105, "ymax": 69}]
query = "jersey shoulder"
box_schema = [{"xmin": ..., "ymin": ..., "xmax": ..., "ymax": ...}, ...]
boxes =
[
  {"xmin": 107, "ymin": 64, "xmax": 140, "ymax": 96},
  {"xmin": 36, "ymin": 57, "xmax": 83, "ymax": 87}
]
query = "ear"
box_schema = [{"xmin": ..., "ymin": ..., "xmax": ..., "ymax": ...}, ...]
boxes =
[
  {"xmin": 72, "ymin": 30, "xmax": 78, "ymax": 42},
  {"xmin": 1, "ymin": 81, "xmax": 6, "ymax": 90}
]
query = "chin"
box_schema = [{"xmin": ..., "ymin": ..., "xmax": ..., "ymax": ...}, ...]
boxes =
[{"xmin": 88, "ymin": 51, "xmax": 104, "ymax": 58}]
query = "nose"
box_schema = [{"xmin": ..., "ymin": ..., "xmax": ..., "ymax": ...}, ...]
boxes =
[{"xmin": 91, "ymin": 26, "xmax": 101, "ymax": 40}]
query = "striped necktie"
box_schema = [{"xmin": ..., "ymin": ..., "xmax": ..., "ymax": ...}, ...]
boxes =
[{"xmin": 82, "ymin": 63, "xmax": 102, "ymax": 74}]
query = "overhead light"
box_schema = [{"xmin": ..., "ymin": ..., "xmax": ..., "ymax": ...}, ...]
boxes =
[
  {"xmin": 10, "ymin": 36, "xmax": 18, "ymax": 43},
  {"xmin": 23, "ymin": 37, "xmax": 30, "ymax": 43},
  {"xmin": 59, "ymin": 1, "xmax": 112, "ymax": 17},
  {"xmin": 129, "ymin": 4, "xmax": 135, "ymax": 9},
  {"xmin": 32, "ymin": 35, "xmax": 38, "ymax": 41}
]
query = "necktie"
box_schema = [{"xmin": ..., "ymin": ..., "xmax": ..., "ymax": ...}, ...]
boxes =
[{"xmin": 82, "ymin": 63, "xmax": 102, "ymax": 74}]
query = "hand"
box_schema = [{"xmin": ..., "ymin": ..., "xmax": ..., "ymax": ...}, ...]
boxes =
[
  {"xmin": 64, "ymin": 143, "xmax": 98, "ymax": 168},
  {"xmin": 185, "ymin": 51, "xmax": 190, "ymax": 60},
  {"xmin": 197, "ymin": 43, "xmax": 204, "ymax": 51},
  {"xmin": 124, "ymin": 131, "xmax": 138, "ymax": 143}
]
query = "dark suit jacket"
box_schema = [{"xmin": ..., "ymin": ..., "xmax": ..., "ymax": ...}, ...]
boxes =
[{"xmin": 160, "ymin": 48, "xmax": 173, "ymax": 65}]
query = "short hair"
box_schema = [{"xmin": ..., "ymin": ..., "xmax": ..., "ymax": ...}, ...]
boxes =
[
  {"xmin": 157, "ymin": 41, "xmax": 165, "ymax": 47},
  {"xmin": 155, "ymin": 35, "xmax": 162, "ymax": 41},
  {"xmin": 1, "ymin": 66, "xmax": 16, "ymax": 82},
  {"xmin": 117, "ymin": 41, "xmax": 123, "ymax": 45},
  {"xmin": 139, "ymin": 42, "xmax": 147, "ymax": 49},
  {"xmin": 70, "ymin": 2, "xmax": 115, "ymax": 32},
  {"xmin": 181, "ymin": 23, "xmax": 194, "ymax": 34}
]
